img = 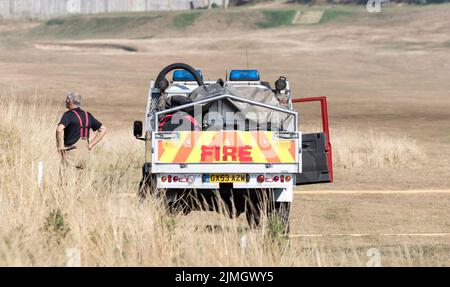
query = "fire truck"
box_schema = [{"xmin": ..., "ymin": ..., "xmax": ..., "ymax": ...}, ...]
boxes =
[{"xmin": 133, "ymin": 63, "xmax": 332, "ymax": 231}]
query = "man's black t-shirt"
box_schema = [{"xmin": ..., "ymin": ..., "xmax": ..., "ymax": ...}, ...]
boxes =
[{"xmin": 59, "ymin": 107, "xmax": 102, "ymax": 146}]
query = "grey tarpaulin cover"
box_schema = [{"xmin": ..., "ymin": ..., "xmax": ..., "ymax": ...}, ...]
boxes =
[{"xmin": 189, "ymin": 83, "xmax": 294, "ymax": 130}]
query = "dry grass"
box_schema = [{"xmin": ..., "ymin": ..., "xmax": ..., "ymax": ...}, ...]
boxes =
[
  {"xmin": 331, "ymin": 128, "xmax": 425, "ymax": 169},
  {"xmin": 0, "ymin": 94, "xmax": 303, "ymax": 266},
  {"xmin": 0, "ymin": 95, "xmax": 439, "ymax": 266},
  {"xmin": 301, "ymin": 124, "xmax": 425, "ymax": 169}
]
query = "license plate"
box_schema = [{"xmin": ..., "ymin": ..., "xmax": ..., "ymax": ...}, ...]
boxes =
[{"xmin": 209, "ymin": 174, "xmax": 246, "ymax": 183}]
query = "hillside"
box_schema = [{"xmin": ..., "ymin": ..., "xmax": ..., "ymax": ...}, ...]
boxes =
[{"xmin": 24, "ymin": 5, "xmax": 357, "ymax": 40}]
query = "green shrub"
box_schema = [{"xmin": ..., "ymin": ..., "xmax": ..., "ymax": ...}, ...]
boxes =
[
  {"xmin": 41, "ymin": 208, "xmax": 71, "ymax": 245},
  {"xmin": 257, "ymin": 9, "xmax": 297, "ymax": 29},
  {"xmin": 321, "ymin": 9, "xmax": 352, "ymax": 24},
  {"xmin": 172, "ymin": 12, "xmax": 201, "ymax": 29},
  {"xmin": 46, "ymin": 18, "xmax": 65, "ymax": 26}
]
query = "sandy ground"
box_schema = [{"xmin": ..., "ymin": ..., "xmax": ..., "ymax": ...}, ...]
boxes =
[{"xmin": 1, "ymin": 4, "xmax": 450, "ymax": 265}]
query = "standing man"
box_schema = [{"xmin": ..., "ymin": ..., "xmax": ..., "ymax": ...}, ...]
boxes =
[{"xmin": 56, "ymin": 92, "xmax": 107, "ymax": 169}]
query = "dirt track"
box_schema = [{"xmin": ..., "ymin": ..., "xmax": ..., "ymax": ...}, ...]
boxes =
[{"xmin": 294, "ymin": 189, "xmax": 450, "ymax": 194}]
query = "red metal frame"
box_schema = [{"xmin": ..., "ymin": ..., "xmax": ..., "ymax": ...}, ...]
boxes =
[{"xmin": 292, "ymin": 97, "xmax": 333, "ymax": 182}]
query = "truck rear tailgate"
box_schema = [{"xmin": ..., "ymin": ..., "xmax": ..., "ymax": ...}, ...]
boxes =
[{"xmin": 151, "ymin": 131, "xmax": 301, "ymax": 174}]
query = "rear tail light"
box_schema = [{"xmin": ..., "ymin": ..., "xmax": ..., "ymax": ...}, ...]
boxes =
[
  {"xmin": 256, "ymin": 175, "xmax": 290, "ymax": 183},
  {"xmin": 163, "ymin": 175, "xmax": 196, "ymax": 183}
]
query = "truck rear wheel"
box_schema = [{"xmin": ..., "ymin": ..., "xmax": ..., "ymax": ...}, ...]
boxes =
[
  {"xmin": 245, "ymin": 191, "xmax": 290, "ymax": 234},
  {"xmin": 138, "ymin": 164, "xmax": 156, "ymax": 201},
  {"xmin": 138, "ymin": 174, "xmax": 156, "ymax": 202}
]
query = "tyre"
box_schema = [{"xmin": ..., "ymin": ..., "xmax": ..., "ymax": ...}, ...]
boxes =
[
  {"xmin": 137, "ymin": 173, "xmax": 156, "ymax": 202},
  {"xmin": 244, "ymin": 188, "xmax": 271, "ymax": 229},
  {"xmin": 245, "ymin": 205, "xmax": 262, "ymax": 228},
  {"xmin": 244, "ymin": 189, "xmax": 290, "ymax": 234},
  {"xmin": 167, "ymin": 200, "xmax": 191, "ymax": 215}
]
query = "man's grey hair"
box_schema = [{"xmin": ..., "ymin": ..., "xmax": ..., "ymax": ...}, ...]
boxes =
[{"xmin": 67, "ymin": 91, "xmax": 81, "ymax": 106}]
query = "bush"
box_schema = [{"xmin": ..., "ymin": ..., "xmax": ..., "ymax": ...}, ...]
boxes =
[
  {"xmin": 172, "ymin": 12, "xmax": 201, "ymax": 29},
  {"xmin": 229, "ymin": 0, "xmax": 273, "ymax": 6},
  {"xmin": 321, "ymin": 9, "xmax": 352, "ymax": 23},
  {"xmin": 46, "ymin": 18, "xmax": 65, "ymax": 26},
  {"xmin": 42, "ymin": 209, "xmax": 71, "ymax": 245},
  {"xmin": 256, "ymin": 9, "xmax": 297, "ymax": 29}
]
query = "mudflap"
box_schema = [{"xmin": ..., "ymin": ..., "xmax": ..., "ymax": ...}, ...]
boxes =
[{"xmin": 273, "ymin": 187, "xmax": 293, "ymax": 202}]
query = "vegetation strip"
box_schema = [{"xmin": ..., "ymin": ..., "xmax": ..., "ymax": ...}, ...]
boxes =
[{"xmin": 289, "ymin": 233, "xmax": 450, "ymax": 238}]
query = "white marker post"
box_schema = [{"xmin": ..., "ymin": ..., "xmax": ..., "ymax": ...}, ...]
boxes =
[
  {"xmin": 367, "ymin": 248, "xmax": 381, "ymax": 267},
  {"xmin": 66, "ymin": 248, "xmax": 81, "ymax": 267},
  {"xmin": 240, "ymin": 234, "xmax": 247, "ymax": 254},
  {"xmin": 37, "ymin": 161, "xmax": 43, "ymax": 189}
]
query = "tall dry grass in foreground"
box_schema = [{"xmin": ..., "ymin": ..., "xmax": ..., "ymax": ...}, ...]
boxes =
[
  {"xmin": 0, "ymin": 95, "xmax": 429, "ymax": 266},
  {"xmin": 0, "ymin": 95, "xmax": 307, "ymax": 266}
]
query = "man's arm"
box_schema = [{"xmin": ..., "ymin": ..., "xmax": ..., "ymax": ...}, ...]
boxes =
[
  {"xmin": 56, "ymin": 124, "xmax": 66, "ymax": 156},
  {"xmin": 88, "ymin": 125, "xmax": 108, "ymax": 150}
]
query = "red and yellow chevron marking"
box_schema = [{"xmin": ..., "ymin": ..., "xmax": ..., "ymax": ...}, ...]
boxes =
[{"xmin": 156, "ymin": 131, "xmax": 297, "ymax": 164}]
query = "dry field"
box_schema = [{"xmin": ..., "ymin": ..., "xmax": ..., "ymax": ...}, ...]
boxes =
[{"xmin": 1, "ymin": 3, "xmax": 450, "ymax": 266}]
